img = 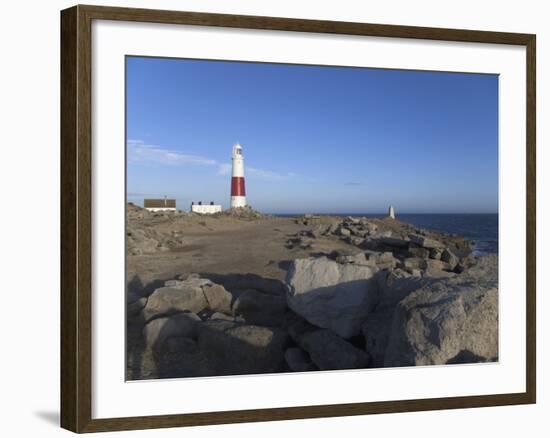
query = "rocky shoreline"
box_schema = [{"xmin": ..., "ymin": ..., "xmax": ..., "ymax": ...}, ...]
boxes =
[{"xmin": 126, "ymin": 204, "xmax": 498, "ymax": 379}]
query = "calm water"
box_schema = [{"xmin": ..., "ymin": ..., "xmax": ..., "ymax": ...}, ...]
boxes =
[
  {"xmin": 391, "ymin": 214, "xmax": 498, "ymax": 256},
  {"xmin": 276, "ymin": 213, "xmax": 498, "ymax": 256}
]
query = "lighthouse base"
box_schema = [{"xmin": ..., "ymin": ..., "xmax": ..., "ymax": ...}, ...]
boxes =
[{"xmin": 230, "ymin": 196, "xmax": 247, "ymax": 208}]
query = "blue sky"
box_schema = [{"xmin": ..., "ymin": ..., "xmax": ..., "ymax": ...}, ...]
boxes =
[{"xmin": 126, "ymin": 56, "xmax": 498, "ymax": 214}]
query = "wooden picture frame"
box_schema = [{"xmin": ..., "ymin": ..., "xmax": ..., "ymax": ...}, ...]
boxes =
[{"xmin": 60, "ymin": 4, "xmax": 536, "ymax": 433}]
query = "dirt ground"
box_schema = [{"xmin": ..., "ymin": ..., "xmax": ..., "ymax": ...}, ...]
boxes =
[{"xmin": 127, "ymin": 215, "xmax": 353, "ymax": 291}]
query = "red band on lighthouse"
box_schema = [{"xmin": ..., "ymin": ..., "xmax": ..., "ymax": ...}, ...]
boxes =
[{"xmin": 231, "ymin": 176, "xmax": 246, "ymax": 196}]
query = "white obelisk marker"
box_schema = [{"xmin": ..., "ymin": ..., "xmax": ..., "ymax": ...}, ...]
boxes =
[{"xmin": 230, "ymin": 143, "xmax": 247, "ymax": 208}]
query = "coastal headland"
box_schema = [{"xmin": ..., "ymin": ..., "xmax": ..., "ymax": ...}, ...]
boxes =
[{"xmin": 126, "ymin": 204, "xmax": 498, "ymax": 380}]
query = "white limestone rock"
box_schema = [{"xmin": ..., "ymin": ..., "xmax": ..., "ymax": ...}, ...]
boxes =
[{"xmin": 285, "ymin": 257, "xmax": 379, "ymax": 338}]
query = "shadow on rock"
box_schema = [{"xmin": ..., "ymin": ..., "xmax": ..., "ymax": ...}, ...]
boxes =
[
  {"xmin": 127, "ymin": 272, "xmax": 291, "ymax": 379},
  {"xmin": 127, "ymin": 274, "xmax": 165, "ymax": 299}
]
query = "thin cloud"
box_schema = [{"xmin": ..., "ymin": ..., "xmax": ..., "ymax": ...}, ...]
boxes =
[
  {"xmin": 128, "ymin": 139, "xmax": 295, "ymax": 181},
  {"xmin": 128, "ymin": 140, "xmax": 216, "ymax": 166},
  {"xmin": 344, "ymin": 182, "xmax": 362, "ymax": 186},
  {"xmin": 248, "ymin": 167, "xmax": 294, "ymax": 181}
]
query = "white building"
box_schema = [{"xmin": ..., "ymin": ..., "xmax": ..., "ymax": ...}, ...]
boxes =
[
  {"xmin": 191, "ymin": 201, "xmax": 222, "ymax": 214},
  {"xmin": 144, "ymin": 198, "xmax": 177, "ymax": 212}
]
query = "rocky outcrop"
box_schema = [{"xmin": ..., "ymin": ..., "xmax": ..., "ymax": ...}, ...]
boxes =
[
  {"xmin": 201, "ymin": 282, "xmax": 233, "ymax": 315},
  {"xmin": 197, "ymin": 320, "xmax": 287, "ymax": 375},
  {"xmin": 232, "ymin": 289, "xmax": 287, "ymax": 326},
  {"xmin": 205, "ymin": 272, "xmax": 286, "ymax": 296},
  {"xmin": 286, "ymin": 256, "xmax": 379, "ymax": 338},
  {"xmin": 127, "ymin": 290, "xmax": 147, "ymax": 319},
  {"xmin": 126, "ymin": 204, "xmax": 202, "ymax": 256},
  {"xmin": 143, "ymin": 312, "xmax": 200, "ymax": 351},
  {"xmin": 364, "ymin": 251, "xmax": 397, "ymax": 270},
  {"xmin": 363, "ymin": 270, "xmax": 430, "ymax": 366},
  {"xmin": 152, "ymin": 336, "xmax": 215, "ymax": 379},
  {"xmin": 423, "ymin": 259, "xmax": 455, "ymax": 278},
  {"xmin": 408, "ymin": 234, "xmax": 445, "ymax": 249},
  {"xmin": 285, "ymin": 347, "xmax": 316, "ymax": 372},
  {"xmin": 141, "ymin": 277, "xmax": 233, "ymax": 322},
  {"xmin": 441, "ymin": 248, "xmax": 459, "ymax": 270},
  {"xmin": 285, "ymin": 235, "xmax": 313, "ymax": 250},
  {"xmin": 368, "ymin": 255, "xmax": 498, "ymax": 367},
  {"xmin": 141, "ymin": 282, "xmax": 208, "ymax": 322},
  {"xmin": 298, "ymin": 329, "xmax": 369, "ymax": 370},
  {"xmin": 216, "ymin": 205, "xmax": 265, "ymax": 220},
  {"xmin": 127, "ymin": 208, "xmax": 495, "ymax": 380},
  {"xmin": 330, "ymin": 249, "xmax": 397, "ymax": 271},
  {"xmin": 380, "ymin": 236, "xmax": 410, "ymax": 248},
  {"xmin": 126, "ymin": 227, "xmax": 164, "ymax": 255}
]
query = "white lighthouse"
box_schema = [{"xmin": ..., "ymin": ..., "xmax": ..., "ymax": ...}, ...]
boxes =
[{"xmin": 230, "ymin": 143, "xmax": 247, "ymax": 208}]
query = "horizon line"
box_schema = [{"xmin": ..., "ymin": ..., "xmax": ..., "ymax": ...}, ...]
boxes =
[{"xmin": 266, "ymin": 212, "xmax": 499, "ymax": 215}]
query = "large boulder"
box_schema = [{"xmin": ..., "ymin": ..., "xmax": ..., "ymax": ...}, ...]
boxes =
[
  {"xmin": 201, "ymin": 282, "xmax": 233, "ymax": 314},
  {"xmin": 126, "ymin": 227, "xmax": 160, "ymax": 255},
  {"xmin": 408, "ymin": 247, "xmax": 430, "ymax": 259},
  {"xmin": 298, "ymin": 329, "xmax": 369, "ymax": 370},
  {"xmin": 153, "ymin": 336, "xmax": 215, "ymax": 379},
  {"xmin": 409, "ymin": 234, "xmax": 445, "ymax": 249},
  {"xmin": 441, "ymin": 248, "xmax": 459, "ymax": 270},
  {"xmin": 232, "ymin": 289, "xmax": 287, "ymax": 326},
  {"xmin": 141, "ymin": 278, "xmax": 210, "ymax": 322},
  {"xmin": 205, "ymin": 273, "xmax": 286, "ymax": 296},
  {"xmin": 208, "ymin": 311, "xmax": 244, "ymax": 323},
  {"xmin": 363, "ymin": 222, "xmax": 378, "ymax": 234},
  {"xmin": 403, "ymin": 257, "xmax": 426, "ymax": 271},
  {"xmin": 380, "ymin": 236, "xmax": 410, "ymax": 248},
  {"xmin": 286, "ymin": 257, "xmax": 379, "ymax": 338},
  {"xmin": 423, "ymin": 259, "xmax": 455, "ymax": 278},
  {"xmin": 141, "ymin": 277, "xmax": 234, "ymax": 322},
  {"xmin": 337, "ymin": 226, "xmax": 351, "ymax": 237},
  {"xmin": 127, "ymin": 295, "xmax": 147, "ymax": 319},
  {"xmin": 284, "ymin": 347, "xmax": 316, "ymax": 372},
  {"xmin": 283, "ymin": 312, "xmax": 318, "ymax": 344},
  {"xmin": 364, "ymin": 251, "xmax": 397, "ymax": 270},
  {"xmin": 142, "ymin": 312, "xmax": 200, "ymax": 351},
  {"xmin": 363, "ymin": 270, "xmax": 430, "ymax": 366},
  {"xmin": 332, "ymin": 250, "xmax": 369, "ymax": 266},
  {"xmin": 197, "ymin": 320, "xmax": 288, "ymax": 375},
  {"xmin": 383, "ymin": 255, "xmax": 498, "ymax": 367}
]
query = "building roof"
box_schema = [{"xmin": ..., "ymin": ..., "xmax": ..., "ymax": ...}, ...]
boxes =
[{"xmin": 144, "ymin": 199, "xmax": 176, "ymax": 208}]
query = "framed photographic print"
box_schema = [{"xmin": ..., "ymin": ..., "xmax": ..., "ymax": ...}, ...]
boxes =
[{"xmin": 60, "ymin": 4, "xmax": 536, "ymax": 433}]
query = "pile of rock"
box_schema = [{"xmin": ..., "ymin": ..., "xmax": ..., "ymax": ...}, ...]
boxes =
[
  {"xmin": 325, "ymin": 216, "xmax": 378, "ymax": 241},
  {"xmin": 284, "ymin": 227, "xmax": 323, "ymax": 250},
  {"xmin": 215, "ymin": 205, "xmax": 265, "ymax": 220},
  {"xmin": 127, "ymin": 202, "xmax": 153, "ymax": 220},
  {"xmin": 126, "ymin": 225, "xmax": 185, "ymax": 256},
  {"xmin": 364, "ymin": 254, "xmax": 498, "ymax": 367},
  {"xmin": 321, "ymin": 217, "xmax": 473, "ymax": 279},
  {"xmin": 128, "ymin": 273, "xmax": 291, "ymax": 378},
  {"xmin": 126, "ymin": 203, "xmax": 188, "ymax": 255},
  {"xmin": 284, "ymin": 253, "xmax": 498, "ymax": 370},
  {"xmin": 126, "ymin": 213, "xmax": 497, "ymax": 379},
  {"xmin": 294, "ymin": 214, "xmax": 322, "ymax": 226},
  {"xmin": 128, "ymin": 250, "xmax": 497, "ymax": 379}
]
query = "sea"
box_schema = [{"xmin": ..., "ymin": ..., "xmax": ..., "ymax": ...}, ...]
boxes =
[{"xmin": 276, "ymin": 213, "xmax": 498, "ymax": 256}]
